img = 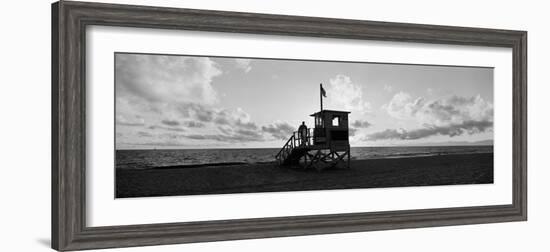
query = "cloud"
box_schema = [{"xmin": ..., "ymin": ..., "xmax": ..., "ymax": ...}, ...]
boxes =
[
  {"xmin": 384, "ymin": 92, "xmax": 425, "ymax": 120},
  {"xmin": 236, "ymin": 120, "xmax": 258, "ymax": 130},
  {"xmin": 163, "ymin": 104, "xmax": 266, "ymax": 143},
  {"xmin": 175, "ymin": 103, "xmax": 215, "ymax": 121},
  {"xmin": 182, "ymin": 120, "xmax": 293, "ymax": 144},
  {"xmin": 161, "ymin": 119, "xmax": 179, "ymax": 126},
  {"xmin": 215, "ymin": 108, "xmax": 259, "ymax": 131},
  {"xmin": 427, "ymin": 88, "xmax": 434, "ymax": 95},
  {"xmin": 176, "ymin": 104, "xmax": 256, "ymax": 128},
  {"xmin": 114, "ymin": 54, "xmax": 293, "ymax": 147},
  {"xmin": 324, "ymin": 75, "xmax": 371, "ymax": 113},
  {"xmin": 116, "ymin": 115, "xmax": 145, "ymax": 126},
  {"xmin": 351, "ymin": 120, "xmax": 372, "ymax": 128},
  {"xmin": 137, "ymin": 131, "xmax": 153, "ymax": 137},
  {"xmin": 262, "ymin": 122, "xmax": 295, "ymax": 140},
  {"xmin": 148, "ymin": 125, "xmax": 186, "ymax": 132},
  {"xmin": 182, "ymin": 121, "xmax": 205, "ymax": 128},
  {"xmin": 366, "ymin": 120, "xmax": 493, "ymax": 141},
  {"xmin": 374, "ymin": 93, "xmax": 494, "ymax": 142},
  {"xmin": 234, "ymin": 59, "xmax": 252, "ymax": 73},
  {"xmin": 160, "ymin": 119, "xmax": 205, "ymax": 129},
  {"xmin": 384, "ymin": 92, "xmax": 493, "ymax": 126},
  {"xmin": 236, "ymin": 129, "xmax": 263, "ymax": 138},
  {"xmin": 116, "ymin": 54, "xmax": 222, "ymax": 105},
  {"xmin": 185, "ymin": 129, "xmax": 264, "ymax": 143},
  {"xmin": 148, "ymin": 105, "xmax": 254, "ymax": 137},
  {"xmin": 217, "ymin": 125, "xmax": 232, "ymax": 135},
  {"xmin": 115, "ymin": 54, "xmax": 227, "ymax": 148}
]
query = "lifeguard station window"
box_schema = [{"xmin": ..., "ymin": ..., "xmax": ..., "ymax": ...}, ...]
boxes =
[
  {"xmin": 315, "ymin": 116, "xmax": 323, "ymax": 127},
  {"xmin": 332, "ymin": 116, "xmax": 340, "ymax": 127}
]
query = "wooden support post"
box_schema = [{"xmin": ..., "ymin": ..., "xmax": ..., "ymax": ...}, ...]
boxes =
[{"xmin": 347, "ymin": 148, "xmax": 351, "ymax": 169}]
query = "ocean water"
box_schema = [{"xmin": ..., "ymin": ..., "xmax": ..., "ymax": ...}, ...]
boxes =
[{"xmin": 116, "ymin": 145, "xmax": 493, "ymax": 170}]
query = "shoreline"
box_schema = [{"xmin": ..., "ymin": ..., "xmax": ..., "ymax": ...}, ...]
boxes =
[
  {"xmin": 115, "ymin": 144, "xmax": 493, "ymax": 151},
  {"xmin": 116, "ymin": 153, "xmax": 494, "ymax": 198},
  {"xmin": 117, "ymin": 151, "xmax": 494, "ymax": 170}
]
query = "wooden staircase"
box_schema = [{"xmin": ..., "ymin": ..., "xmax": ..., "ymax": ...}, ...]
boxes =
[
  {"xmin": 275, "ymin": 130, "xmax": 311, "ymax": 166},
  {"xmin": 275, "ymin": 128, "xmax": 351, "ymax": 171}
]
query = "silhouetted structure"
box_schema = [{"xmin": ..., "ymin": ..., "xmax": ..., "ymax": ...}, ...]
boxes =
[{"xmin": 276, "ymin": 109, "xmax": 351, "ymax": 171}]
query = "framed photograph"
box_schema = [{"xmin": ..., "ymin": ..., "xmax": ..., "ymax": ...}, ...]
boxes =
[{"xmin": 52, "ymin": 1, "xmax": 527, "ymax": 251}]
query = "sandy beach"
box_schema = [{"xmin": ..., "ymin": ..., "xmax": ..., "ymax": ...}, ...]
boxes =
[{"xmin": 116, "ymin": 153, "xmax": 493, "ymax": 198}]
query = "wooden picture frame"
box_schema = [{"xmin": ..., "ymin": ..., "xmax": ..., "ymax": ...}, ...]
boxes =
[{"xmin": 52, "ymin": 1, "xmax": 527, "ymax": 251}]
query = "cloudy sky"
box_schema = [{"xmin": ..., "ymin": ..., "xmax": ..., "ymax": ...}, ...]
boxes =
[{"xmin": 115, "ymin": 53, "xmax": 493, "ymax": 149}]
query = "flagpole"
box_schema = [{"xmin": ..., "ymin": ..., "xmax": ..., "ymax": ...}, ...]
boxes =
[{"xmin": 320, "ymin": 83, "xmax": 323, "ymax": 111}]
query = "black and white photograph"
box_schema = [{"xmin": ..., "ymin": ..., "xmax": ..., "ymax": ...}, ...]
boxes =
[
  {"xmin": 115, "ymin": 53, "xmax": 494, "ymax": 198},
  {"xmin": 1, "ymin": 0, "xmax": 543, "ymax": 251}
]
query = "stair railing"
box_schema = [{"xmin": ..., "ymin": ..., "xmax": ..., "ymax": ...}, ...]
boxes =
[
  {"xmin": 276, "ymin": 133, "xmax": 295, "ymax": 163},
  {"xmin": 275, "ymin": 129, "xmax": 314, "ymax": 164}
]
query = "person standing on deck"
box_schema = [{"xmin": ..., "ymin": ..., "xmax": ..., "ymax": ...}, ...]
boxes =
[{"xmin": 298, "ymin": 121, "xmax": 308, "ymax": 146}]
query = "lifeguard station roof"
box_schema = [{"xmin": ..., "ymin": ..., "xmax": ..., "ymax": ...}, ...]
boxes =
[{"xmin": 310, "ymin": 110, "xmax": 351, "ymax": 117}]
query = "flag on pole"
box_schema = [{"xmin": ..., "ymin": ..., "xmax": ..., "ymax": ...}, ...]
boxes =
[{"xmin": 320, "ymin": 84, "xmax": 327, "ymax": 97}]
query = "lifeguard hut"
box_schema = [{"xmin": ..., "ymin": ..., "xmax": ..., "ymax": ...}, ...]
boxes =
[{"xmin": 275, "ymin": 84, "xmax": 351, "ymax": 171}]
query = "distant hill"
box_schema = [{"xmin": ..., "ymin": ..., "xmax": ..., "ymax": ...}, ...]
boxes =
[{"xmin": 405, "ymin": 139, "xmax": 494, "ymax": 146}]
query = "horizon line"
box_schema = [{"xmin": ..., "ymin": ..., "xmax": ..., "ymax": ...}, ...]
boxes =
[{"xmin": 115, "ymin": 144, "xmax": 494, "ymax": 151}]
